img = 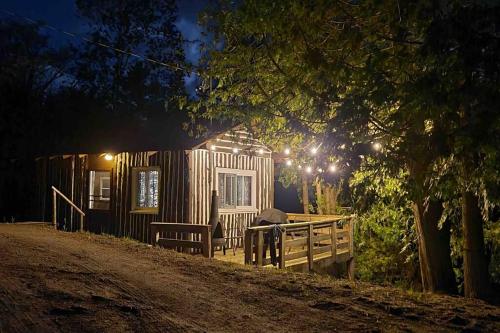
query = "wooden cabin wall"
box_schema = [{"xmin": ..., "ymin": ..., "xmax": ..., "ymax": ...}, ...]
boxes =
[
  {"xmin": 34, "ymin": 155, "xmax": 88, "ymax": 230},
  {"xmin": 188, "ymin": 149, "xmax": 274, "ymax": 247},
  {"xmin": 111, "ymin": 150, "xmax": 188, "ymax": 243}
]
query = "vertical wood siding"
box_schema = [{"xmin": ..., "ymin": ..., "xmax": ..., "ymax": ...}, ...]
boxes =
[
  {"xmin": 188, "ymin": 149, "xmax": 274, "ymax": 247},
  {"xmin": 110, "ymin": 150, "xmax": 188, "ymax": 243},
  {"xmin": 34, "ymin": 155, "xmax": 88, "ymax": 231}
]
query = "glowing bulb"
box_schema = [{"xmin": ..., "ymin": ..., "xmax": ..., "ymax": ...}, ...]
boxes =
[
  {"xmin": 232, "ymin": 147, "xmax": 239, "ymax": 154},
  {"xmin": 318, "ymin": 168, "xmax": 323, "ymax": 173},
  {"xmin": 329, "ymin": 164, "xmax": 337, "ymax": 173},
  {"xmin": 210, "ymin": 145, "xmax": 216, "ymax": 151},
  {"xmin": 258, "ymin": 148, "xmax": 264, "ymax": 154},
  {"xmin": 372, "ymin": 142, "xmax": 382, "ymax": 151},
  {"xmin": 104, "ymin": 154, "xmax": 113, "ymax": 161},
  {"xmin": 298, "ymin": 165, "xmax": 302, "ymax": 169},
  {"xmin": 284, "ymin": 148, "xmax": 290, "ymax": 155},
  {"xmin": 306, "ymin": 166, "xmax": 312, "ymax": 173},
  {"xmin": 286, "ymin": 160, "xmax": 292, "ymax": 166},
  {"xmin": 310, "ymin": 147, "xmax": 318, "ymax": 155},
  {"xmin": 340, "ymin": 144, "xmax": 346, "ymax": 149}
]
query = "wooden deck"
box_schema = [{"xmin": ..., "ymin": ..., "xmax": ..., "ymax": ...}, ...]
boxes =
[{"xmin": 215, "ymin": 214, "xmax": 355, "ymax": 276}]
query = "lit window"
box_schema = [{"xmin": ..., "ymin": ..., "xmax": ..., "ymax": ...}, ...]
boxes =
[
  {"xmin": 132, "ymin": 167, "xmax": 160, "ymax": 213},
  {"xmin": 217, "ymin": 168, "xmax": 256, "ymax": 210},
  {"xmin": 89, "ymin": 171, "xmax": 111, "ymax": 210}
]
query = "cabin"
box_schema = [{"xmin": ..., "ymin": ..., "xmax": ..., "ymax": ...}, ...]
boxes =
[{"xmin": 33, "ymin": 128, "xmax": 274, "ymax": 248}]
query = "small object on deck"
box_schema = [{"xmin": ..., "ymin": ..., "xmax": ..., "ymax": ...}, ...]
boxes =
[
  {"xmin": 252, "ymin": 208, "xmax": 288, "ymax": 226},
  {"xmin": 252, "ymin": 208, "xmax": 288, "ymax": 266}
]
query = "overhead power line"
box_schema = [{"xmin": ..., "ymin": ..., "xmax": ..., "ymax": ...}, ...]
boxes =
[{"xmin": 0, "ymin": 9, "xmax": 189, "ymax": 72}]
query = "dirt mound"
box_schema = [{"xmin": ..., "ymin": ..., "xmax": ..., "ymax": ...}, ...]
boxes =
[{"xmin": 0, "ymin": 223, "xmax": 499, "ymax": 332}]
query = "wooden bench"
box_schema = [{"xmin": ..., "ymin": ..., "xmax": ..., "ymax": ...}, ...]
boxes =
[{"xmin": 150, "ymin": 223, "xmax": 212, "ymax": 258}]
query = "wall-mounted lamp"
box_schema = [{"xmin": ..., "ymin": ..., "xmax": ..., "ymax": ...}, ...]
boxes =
[{"xmin": 104, "ymin": 153, "xmax": 113, "ymax": 161}]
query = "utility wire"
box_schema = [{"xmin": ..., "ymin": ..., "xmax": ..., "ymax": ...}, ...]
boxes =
[{"xmin": 0, "ymin": 9, "xmax": 189, "ymax": 72}]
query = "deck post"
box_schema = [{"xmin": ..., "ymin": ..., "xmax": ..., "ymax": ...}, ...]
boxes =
[
  {"xmin": 201, "ymin": 226, "xmax": 212, "ymax": 258},
  {"xmin": 52, "ymin": 189, "xmax": 57, "ymax": 230},
  {"xmin": 244, "ymin": 229, "xmax": 253, "ymax": 264},
  {"xmin": 331, "ymin": 221, "xmax": 337, "ymax": 262},
  {"xmin": 256, "ymin": 230, "xmax": 264, "ymax": 266},
  {"xmin": 278, "ymin": 228, "xmax": 285, "ymax": 269},
  {"xmin": 347, "ymin": 257, "xmax": 355, "ymax": 281},
  {"xmin": 307, "ymin": 224, "xmax": 314, "ymax": 271}
]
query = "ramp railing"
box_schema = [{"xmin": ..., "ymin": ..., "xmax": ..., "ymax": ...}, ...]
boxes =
[{"xmin": 51, "ymin": 186, "xmax": 85, "ymax": 231}]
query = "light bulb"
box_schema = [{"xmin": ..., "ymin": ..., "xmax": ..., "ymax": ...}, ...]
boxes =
[
  {"xmin": 372, "ymin": 142, "xmax": 382, "ymax": 151},
  {"xmin": 104, "ymin": 154, "xmax": 113, "ymax": 161}
]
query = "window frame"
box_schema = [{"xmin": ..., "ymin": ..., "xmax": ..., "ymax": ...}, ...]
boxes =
[
  {"xmin": 131, "ymin": 166, "xmax": 161, "ymax": 214},
  {"xmin": 88, "ymin": 170, "xmax": 111, "ymax": 210},
  {"xmin": 215, "ymin": 167, "xmax": 257, "ymax": 213},
  {"xmin": 99, "ymin": 176, "xmax": 111, "ymax": 201}
]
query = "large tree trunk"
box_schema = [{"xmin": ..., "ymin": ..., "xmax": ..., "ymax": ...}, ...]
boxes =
[
  {"xmin": 410, "ymin": 158, "xmax": 456, "ymax": 294},
  {"xmin": 301, "ymin": 174, "xmax": 309, "ymax": 214},
  {"xmin": 413, "ymin": 199, "xmax": 457, "ymax": 294},
  {"xmin": 315, "ymin": 178, "xmax": 324, "ymax": 214},
  {"xmin": 462, "ymin": 191, "xmax": 491, "ymax": 299}
]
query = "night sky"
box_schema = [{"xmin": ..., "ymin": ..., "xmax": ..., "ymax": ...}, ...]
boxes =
[{"xmin": 0, "ymin": 0, "xmax": 207, "ymax": 91}]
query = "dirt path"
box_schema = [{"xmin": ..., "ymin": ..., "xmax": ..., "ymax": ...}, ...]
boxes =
[{"xmin": 0, "ymin": 224, "xmax": 498, "ymax": 332}]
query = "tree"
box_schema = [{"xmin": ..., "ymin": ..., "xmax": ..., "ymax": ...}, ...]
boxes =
[
  {"xmin": 0, "ymin": 20, "xmax": 72, "ymax": 160},
  {"xmin": 193, "ymin": 0, "xmax": 500, "ymax": 296},
  {"xmin": 74, "ymin": 0, "xmax": 187, "ymax": 143}
]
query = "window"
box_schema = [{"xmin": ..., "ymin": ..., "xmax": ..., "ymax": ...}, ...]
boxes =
[
  {"xmin": 217, "ymin": 168, "xmax": 256, "ymax": 210},
  {"xmin": 131, "ymin": 167, "xmax": 160, "ymax": 213},
  {"xmin": 89, "ymin": 171, "xmax": 111, "ymax": 210}
]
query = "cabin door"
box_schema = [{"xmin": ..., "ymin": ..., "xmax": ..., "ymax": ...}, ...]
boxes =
[{"xmin": 86, "ymin": 170, "xmax": 111, "ymax": 234}]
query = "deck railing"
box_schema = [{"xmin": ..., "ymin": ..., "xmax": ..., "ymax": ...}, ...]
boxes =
[
  {"xmin": 244, "ymin": 214, "xmax": 355, "ymax": 277},
  {"xmin": 150, "ymin": 222, "xmax": 212, "ymax": 258}
]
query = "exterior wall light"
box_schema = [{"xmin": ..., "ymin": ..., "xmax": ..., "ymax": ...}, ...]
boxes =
[{"xmin": 104, "ymin": 153, "xmax": 113, "ymax": 161}]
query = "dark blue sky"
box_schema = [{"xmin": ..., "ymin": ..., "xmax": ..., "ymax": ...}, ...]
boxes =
[{"xmin": 0, "ymin": 0, "xmax": 207, "ymax": 90}]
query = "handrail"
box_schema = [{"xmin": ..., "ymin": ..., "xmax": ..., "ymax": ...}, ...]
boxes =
[
  {"xmin": 247, "ymin": 215, "xmax": 355, "ymax": 231},
  {"xmin": 52, "ymin": 186, "xmax": 85, "ymax": 231}
]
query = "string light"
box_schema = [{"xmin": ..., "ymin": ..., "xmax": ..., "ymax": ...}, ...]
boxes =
[
  {"xmin": 317, "ymin": 168, "xmax": 323, "ymax": 173},
  {"xmin": 232, "ymin": 147, "xmax": 239, "ymax": 154},
  {"xmin": 258, "ymin": 148, "xmax": 264, "ymax": 154},
  {"xmin": 298, "ymin": 165, "xmax": 302, "ymax": 169},
  {"xmin": 286, "ymin": 160, "xmax": 292, "ymax": 166},
  {"xmin": 310, "ymin": 147, "xmax": 318, "ymax": 155},
  {"xmin": 372, "ymin": 142, "xmax": 382, "ymax": 151},
  {"xmin": 284, "ymin": 148, "xmax": 291, "ymax": 155},
  {"xmin": 210, "ymin": 145, "xmax": 216, "ymax": 151},
  {"xmin": 328, "ymin": 164, "xmax": 337, "ymax": 173},
  {"xmin": 306, "ymin": 166, "xmax": 312, "ymax": 173}
]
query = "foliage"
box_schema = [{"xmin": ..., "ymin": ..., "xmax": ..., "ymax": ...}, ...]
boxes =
[
  {"xmin": 351, "ymin": 163, "xmax": 418, "ymax": 287},
  {"xmin": 74, "ymin": 0, "xmax": 186, "ymax": 119}
]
